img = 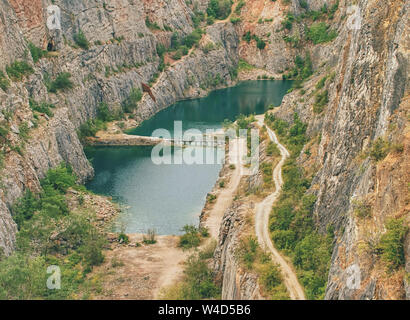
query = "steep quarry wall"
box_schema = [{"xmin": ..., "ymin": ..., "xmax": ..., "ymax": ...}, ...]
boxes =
[{"xmin": 273, "ymin": 0, "xmax": 409, "ymax": 299}]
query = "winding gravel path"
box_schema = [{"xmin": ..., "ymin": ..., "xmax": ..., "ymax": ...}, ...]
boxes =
[{"xmin": 254, "ymin": 115, "xmax": 306, "ymax": 300}]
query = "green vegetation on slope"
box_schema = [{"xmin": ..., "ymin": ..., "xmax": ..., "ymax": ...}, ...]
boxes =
[
  {"xmin": 377, "ymin": 218, "xmax": 408, "ymax": 271},
  {"xmin": 73, "ymin": 30, "xmax": 90, "ymax": 50},
  {"xmin": 6, "ymin": 60, "xmax": 34, "ymax": 82},
  {"xmin": 0, "ymin": 164, "xmax": 106, "ymax": 299},
  {"xmin": 238, "ymin": 236, "xmax": 289, "ymax": 300},
  {"xmin": 29, "ymin": 99, "xmax": 56, "ymax": 117},
  {"xmin": 207, "ymin": 0, "xmax": 233, "ymax": 20},
  {"xmin": 179, "ymin": 225, "xmax": 210, "ymax": 249},
  {"xmin": 28, "ymin": 42, "xmax": 48, "ymax": 63},
  {"xmin": 45, "ymin": 72, "xmax": 74, "ymax": 93},
  {"xmin": 161, "ymin": 242, "xmax": 221, "ymax": 300},
  {"xmin": 282, "ymin": 54, "xmax": 313, "ymax": 81},
  {"xmin": 265, "ymin": 112, "xmax": 334, "ymax": 300},
  {"xmin": 0, "ymin": 71, "xmax": 10, "ymax": 92}
]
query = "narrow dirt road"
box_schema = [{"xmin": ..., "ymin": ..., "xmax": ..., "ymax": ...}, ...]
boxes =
[
  {"xmin": 254, "ymin": 115, "xmax": 306, "ymax": 300},
  {"xmin": 205, "ymin": 138, "xmax": 244, "ymax": 239}
]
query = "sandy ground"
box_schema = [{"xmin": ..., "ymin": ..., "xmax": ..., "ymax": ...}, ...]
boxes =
[
  {"xmin": 93, "ymin": 234, "xmax": 189, "ymax": 300},
  {"xmin": 254, "ymin": 115, "xmax": 306, "ymax": 300}
]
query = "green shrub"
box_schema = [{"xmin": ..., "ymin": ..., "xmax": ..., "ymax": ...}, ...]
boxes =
[
  {"xmin": 175, "ymin": 253, "xmax": 220, "ymax": 299},
  {"xmin": 0, "ymin": 71, "xmax": 10, "ymax": 91},
  {"xmin": 313, "ymin": 90, "xmax": 328, "ymax": 114},
  {"xmin": 235, "ymin": 0, "xmax": 246, "ymax": 14},
  {"xmin": 353, "ymin": 200, "xmax": 372, "ymax": 219},
  {"xmin": 78, "ymin": 119, "xmax": 107, "ymax": 139},
  {"xmin": 202, "ymin": 42, "xmax": 215, "ymax": 53},
  {"xmin": 28, "ymin": 42, "xmax": 48, "ymax": 63},
  {"xmin": 41, "ymin": 164, "xmax": 77, "ymax": 193},
  {"xmin": 12, "ymin": 190, "xmax": 39, "ymax": 229},
  {"xmin": 243, "ymin": 31, "xmax": 252, "ymax": 43},
  {"xmin": 184, "ymin": 29, "xmax": 203, "ymax": 48},
  {"xmin": 192, "ymin": 11, "xmax": 205, "ymax": 28},
  {"xmin": 256, "ymin": 37, "xmax": 266, "ymax": 50},
  {"xmin": 207, "ymin": 193, "xmax": 217, "ymax": 203},
  {"xmin": 118, "ymin": 233, "xmax": 129, "ymax": 244},
  {"xmin": 266, "ymin": 141, "xmax": 280, "ymax": 156},
  {"xmin": 29, "ymin": 99, "xmax": 55, "ymax": 117},
  {"xmin": 316, "ymin": 75, "xmax": 328, "ymax": 89},
  {"xmin": 306, "ymin": 22, "xmax": 337, "ymax": 44},
  {"xmin": 179, "ymin": 225, "xmax": 202, "ymax": 249},
  {"xmin": 378, "ymin": 218, "xmax": 408, "ymax": 271},
  {"xmin": 281, "ymin": 12, "xmax": 295, "ymax": 30},
  {"xmin": 47, "ymin": 72, "xmax": 74, "ymax": 93},
  {"xmin": 239, "ymin": 236, "xmax": 259, "ymax": 269},
  {"xmin": 0, "ymin": 254, "xmax": 47, "ymax": 300},
  {"xmin": 259, "ymin": 262, "xmax": 283, "ymax": 291},
  {"xmin": 145, "ymin": 16, "xmax": 161, "ymax": 30},
  {"xmin": 73, "ymin": 30, "xmax": 90, "ymax": 50},
  {"xmin": 6, "ymin": 60, "xmax": 34, "ymax": 81},
  {"xmin": 97, "ymin": 102, "xmax": 123, "ymax": 122},
  {"xmin": 282, "ymin": 54, "xmax": 313, "ymax": 81},
  {"xmin": 81, "ymin": 236, "xmax": 105, "ymax": 267},
  {"xmin": 230, "ymin": 16, "xmax": 241, "ymax": 24},
  {"xmin": 369, "ymin": 137, "xmax": 390, "ymax": 162},
  {"xmin": 143, "ymin": 229, "xmax": 157, "ymax": 245},
  {"xmin": 299, "ymin": 0, "xmax": 308, "ymax": 9},
  {"xmin": 207, "ymin": 0, "xmax": 233, "ymax": 20}
]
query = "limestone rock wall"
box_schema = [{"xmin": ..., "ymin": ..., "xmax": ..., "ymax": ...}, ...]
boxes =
[{"xmin": 273, "ymin": 0, "xmax": 409, "ymax": 299}]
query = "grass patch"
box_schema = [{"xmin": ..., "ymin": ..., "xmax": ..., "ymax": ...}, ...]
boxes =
[{"xmin": 353, "ymin": 199, "xmax": 372, "ymax": 219}]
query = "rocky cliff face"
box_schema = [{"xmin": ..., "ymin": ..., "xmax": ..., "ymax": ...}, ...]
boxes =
[
  {"xmin": 213, "ymin": 202, "xmax": 263, "ymax": 300},
  {"xmin": 0, "ymin": 0, "xmax": 238, "ymax": 254},
  {"xmin": 274, "ymin": 0, "xmax": 409, "ymax": 299},
  {"xmin": 0, "ymin": 0, "xmax": 408, "ymax": 300}
]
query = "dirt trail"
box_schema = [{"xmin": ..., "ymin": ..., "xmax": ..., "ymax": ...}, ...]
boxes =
[
  {"xmin": 254, "ymin": 115, "xmax": 306, "ymax": 300},
  {"xmin": 204, "ymin": 138, "xmax": 244, "ymax": 239},
  {"xmin": 93, "ymin": 234, "xmax": 189, "ymax": 300}
]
